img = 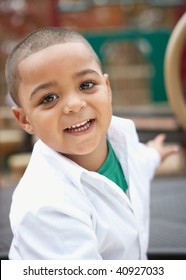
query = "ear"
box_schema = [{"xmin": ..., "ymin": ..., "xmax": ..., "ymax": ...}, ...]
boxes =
[
  {"xmin": 103, "ymin": 73, "xmax": 112, "ymax": 101},
  {"xmin": 12, "ymin": 107, "xmax": 34, "ymax": 135}
]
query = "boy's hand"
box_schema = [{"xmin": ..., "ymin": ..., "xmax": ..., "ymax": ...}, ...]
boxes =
[{"xmin": 147, "ymin": 133, "xmax": 180, "ymax": 162}]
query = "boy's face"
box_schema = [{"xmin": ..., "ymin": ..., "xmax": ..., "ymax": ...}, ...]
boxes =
[{"xmin": 13, "ymin": 42, "xmax": 112, "ymax": 160}]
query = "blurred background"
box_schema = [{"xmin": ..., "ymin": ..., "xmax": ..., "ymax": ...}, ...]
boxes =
[{"xmin": 0, "ymin": 0, "xmax": 186, "ymax": 260}]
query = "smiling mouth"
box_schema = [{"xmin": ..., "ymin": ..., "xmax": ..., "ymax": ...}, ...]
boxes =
[{"xmin": 65, "ymin": 119, "xmax": 95, "ymax": 133}]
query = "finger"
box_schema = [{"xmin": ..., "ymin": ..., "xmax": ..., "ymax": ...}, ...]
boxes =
[
  {"xmin": 162, "ymin": 144, "xmax": 180, "ymax": 160},
  {"xmin": 166, "ymin": 145, "xmax": 180, "ymax": 154},
  {"xmin": 147, "ymin": 134, "xmax": 166, "ymax": 148},
  {"xmin": 154, "ymin": 133, "xmax": 166, "ymax": 144}
]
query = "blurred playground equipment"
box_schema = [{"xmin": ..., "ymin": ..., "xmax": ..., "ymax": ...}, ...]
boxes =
[{"xmin": 165, "ymin": 12, "xmax": 186, "ymax": 131}]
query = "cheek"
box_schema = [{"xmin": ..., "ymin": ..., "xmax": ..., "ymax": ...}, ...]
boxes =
[
  {"xmin": 102, "ymin": 94, "xmax": 112, "ymax": 112},
  {"xmin": 28, "ymin": 116, "xmax": 47, "ymax": 136},
  {"xmin": 31, "ymin": 112, "xmax": 62, "ymax": 141},
  {"xmin": 95, "ymin": 94, "xmax": 112, "ymax": 121},
  {"xmin": 98, "ymin": 97, "xmax": 112, "ymax": 127},
  {"xmin": 94, "ymin": 89, "xmax": 112, "ymax": 106}
]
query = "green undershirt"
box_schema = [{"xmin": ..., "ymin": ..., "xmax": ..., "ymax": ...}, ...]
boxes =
[{"xmin": 97, "ymin": 140, "xmax": 128, "ymax": 193}]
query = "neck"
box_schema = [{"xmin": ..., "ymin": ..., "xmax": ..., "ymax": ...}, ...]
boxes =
[{"xmin": 65, "ymin": 138, "xmax": 108, "ymax": 171}]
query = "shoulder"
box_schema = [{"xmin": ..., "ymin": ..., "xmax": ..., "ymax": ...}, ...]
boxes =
[
  {"xmin": 109, "ymin": 116, "xmax": 138, "ymax": 141},
  {"xmin": 111, "ymin": 115, "xmax": 134, "ymax": 126},
  {"xmin": 110, "ymin": 115, "xmax": 136, "ymax": 132}
]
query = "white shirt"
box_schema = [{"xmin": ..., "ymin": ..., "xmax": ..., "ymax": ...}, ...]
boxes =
[{"xmin": 9, "ymin": 116, "xmax": 160, "ymax": 260}]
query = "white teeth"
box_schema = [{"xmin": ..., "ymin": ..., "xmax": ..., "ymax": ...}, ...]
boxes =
[
  {"xmin": 65, "ymin": 119, "xmax": 94, "ymax": 133},
  {"xmin": 68, "ymin": 119, "xmax": 90, "ymax": 129}
]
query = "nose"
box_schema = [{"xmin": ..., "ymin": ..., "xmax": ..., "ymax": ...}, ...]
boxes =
[{"xmin": 63, "ymin": 93, "xmax": 87, "ymax": 114}]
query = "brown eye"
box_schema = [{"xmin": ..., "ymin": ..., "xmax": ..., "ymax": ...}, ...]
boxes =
[
  {"xmin": 41, "ymin": 94, "xmax": 59, "ymax": 104},
  {"xmin": 80, "ymin": 81, "xmax": 95, "ymax": 90}
]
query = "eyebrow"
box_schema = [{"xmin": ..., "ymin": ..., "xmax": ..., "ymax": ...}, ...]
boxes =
[
  {"xmin": 73, "ymin": 69, "xmax": 101, "ymax": 78},
  {"xmin": 30, "ymin": 82, "xmax": 57, "ymax": 100}
]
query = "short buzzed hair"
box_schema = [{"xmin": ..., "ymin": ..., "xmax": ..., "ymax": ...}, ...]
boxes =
[{"xmin": 5, "ymin": 27, "xmax": 101, "ymax": 106}]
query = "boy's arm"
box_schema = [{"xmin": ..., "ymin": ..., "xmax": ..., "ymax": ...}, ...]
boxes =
[
  {"xmin": 127, "ymin": 120, "xmax": 179, "ymax": 180},
  {"xmin": 146, "ymin": 133, "xmax": 179, "ymax": 162},
  {"xmin": 125, "ymin": 118, "xmax": 179, "ymax": 162}
]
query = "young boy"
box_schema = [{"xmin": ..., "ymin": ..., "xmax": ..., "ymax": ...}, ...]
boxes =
[{"xmin": 5, "ymin": 27, "xmax": 178, "ymax": 260}]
